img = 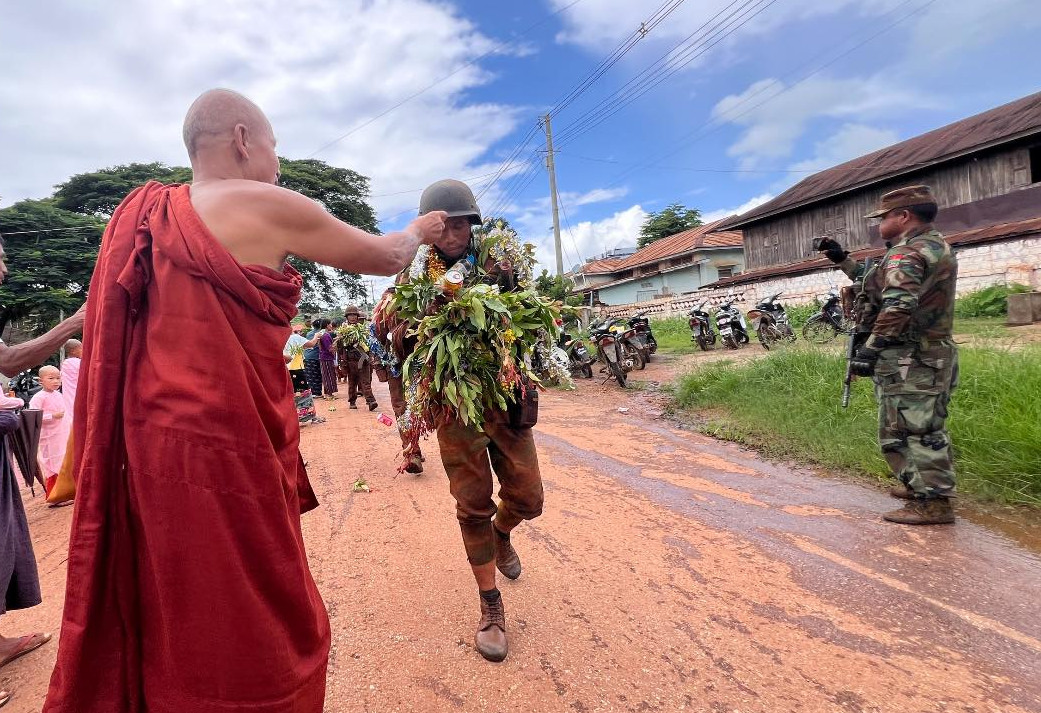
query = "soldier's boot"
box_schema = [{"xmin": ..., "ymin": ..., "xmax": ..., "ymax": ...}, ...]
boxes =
[
  {"xmin": 403, "ymin": 450, "xmax": 424, "ymax": 474},
  {"xmin": 889, "ymin": 483, "xmax": 914, "ymax": 500},
  {"xmin": 493, "ymin": 527, "xmax": 522, "ymax": 580},
  {"xmin": 883, "ymin": 498, "xmax": 955, "ymax": 525},
  {"xmin": 474, "ymin": 593, "xmax": 508, "ymax": 662},
  {"xmin": 367, "ymin": 399, "xmax": 379, "ymax": 411}
]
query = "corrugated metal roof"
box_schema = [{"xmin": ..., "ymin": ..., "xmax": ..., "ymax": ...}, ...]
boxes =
[
  {"xmin": 705, "ymin": 215, "xmax": 1041, "ymax": 288},
  {"xmin": 724, "ymin": 91, "xmax": 1041, "ymax": 229}
]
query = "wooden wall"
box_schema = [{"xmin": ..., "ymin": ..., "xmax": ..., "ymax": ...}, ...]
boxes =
[{"xmin": 743, "ymin": 146, "xmax": 1034, "ymax": 270}]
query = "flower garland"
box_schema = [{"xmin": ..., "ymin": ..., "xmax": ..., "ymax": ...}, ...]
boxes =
[
  {"xmin": 366, "ymin": 322, "xmax": 400, "ymax": 377},
  {"xmin": 390, "ymin": 224, "xmax": 563, "ymax": 469}
]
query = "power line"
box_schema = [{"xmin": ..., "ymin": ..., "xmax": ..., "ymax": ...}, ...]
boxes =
[
  {"xmin": 554, "ymin": 0, "xmax": 777, "ymax": 147},
  {"xmin": 555, "ymin": 187, "xmax": 584, "ymax": 271},
  {"xmin": 306, "ymin": 0, "xmax": 588, "ymax": 158},
  {"xmin": 588, "ymin": 0, "xmax": 936, "ymax": 192}
]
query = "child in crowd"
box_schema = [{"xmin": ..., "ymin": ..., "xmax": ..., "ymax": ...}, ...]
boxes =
[{"xmin": 28, "ymin": 366, "xmax": 69, "ymax": 494}]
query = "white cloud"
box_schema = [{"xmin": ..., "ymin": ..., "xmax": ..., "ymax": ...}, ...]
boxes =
[
  {"xmin": 548, "ymin": 0, "xmax": 905, "ymax": 53},
  {"xmin": 711, "ymin": 76, "xmax": 925, "ymax": 169},
  {"xmin": 701, "ymin": 193, "xmax": 775, "ymax": 224},
  {"xmin": 787, "ymin": 123, "xmax": 900, "ymax": 175},
  {"xmin": 511, "ymin": 200, "xmax": 646, "ymax": 273},
  {"xmin": 0, "ymin": 0, "xmax": 527, "ymax": 221}
]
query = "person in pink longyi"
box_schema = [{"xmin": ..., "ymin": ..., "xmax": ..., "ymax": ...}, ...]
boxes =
[
  {"xmin": 28, "ymin": 366, "xmax": 70, "ymax": 491},
  {"xmin": 60, "ymin": 339, "xmax": 82, "ymax": 419}
]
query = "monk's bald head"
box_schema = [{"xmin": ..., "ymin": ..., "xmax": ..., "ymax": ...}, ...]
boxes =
[
  {"xmin": 182, "ymin": 89, "xmax": 280, "ymax": 183},
  {"xmin": 64, "ymin": 339, "xmax": 82, "ymax": 358}
]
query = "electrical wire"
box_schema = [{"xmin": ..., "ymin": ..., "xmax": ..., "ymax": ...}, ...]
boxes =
[{"xmin": 306, "ymin": 0, "xmax": 589, "ymax": 158}]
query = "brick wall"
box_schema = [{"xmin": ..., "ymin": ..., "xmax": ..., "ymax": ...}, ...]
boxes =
[{"xmin": 602, "ymin": 236, "xmax": 1041, "ymax": 318}]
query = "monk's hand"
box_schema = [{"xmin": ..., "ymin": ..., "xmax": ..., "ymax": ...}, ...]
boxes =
[
  {"xmin": 408, "ymin": 211, "xmax": 447, "ymax": 245},
  {"xmin": 68, "ymin": 302, "xmax": 87, "ymax": 332}
]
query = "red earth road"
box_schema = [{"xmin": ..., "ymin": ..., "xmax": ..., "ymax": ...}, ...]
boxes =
[{"xmin": 3, "ymin": 360, "xmax": 1040, "ymax": 712}]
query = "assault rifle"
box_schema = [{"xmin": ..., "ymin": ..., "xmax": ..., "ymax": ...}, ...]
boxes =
[{"xmin": 841, "ymin": 256, "xmax": 875, "ymax": 408}]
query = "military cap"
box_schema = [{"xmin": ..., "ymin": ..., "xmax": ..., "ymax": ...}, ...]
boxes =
[
  {"xmin": 864, "ymin": 185, "xmax": 937, "ymax": 219},
  {"xmin": 344, "ymin": 305, "xmax": 361, "ymax": 316}
]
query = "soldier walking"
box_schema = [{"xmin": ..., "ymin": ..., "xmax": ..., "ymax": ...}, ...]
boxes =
[
  {"xmin": 380, "ymin": 179, "xmax": 544, "ymax": 661},
  {"xmin": 817, "ymin": 185, "xmax": 958, "ymax": 525},
  {"xmin": 340, "ymin": 305, "xmax": 378, "ymax": 411}
]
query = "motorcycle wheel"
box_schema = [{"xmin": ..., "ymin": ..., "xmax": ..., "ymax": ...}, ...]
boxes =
[
  {"xmin": 802, "ymin": 315, "xmax": 837, "ymax": 344},
  {"xmin": 758, "ymin": 325, "xmax": 783, "ymax": 350},
  {"xmin": 696, "ymin": 335, "xmax": 710, "ymax": 351},
  {"xmin": 624, "ymin": 343, "xmax": 646, "ymax": 370},
  {"xmin": 609, "ymin": 360, "xmax": 627, "ymax": 387},
  {"xmin": 722, "ymin": 334, "xmax": 738, "ymax": 350},
  {"xmin": 582, "ymin": 364, "xmax": 593, "ymax": 379},
  {"xmin": 648, "ymin": 337, "xmax": 658, "ymax": 354}
]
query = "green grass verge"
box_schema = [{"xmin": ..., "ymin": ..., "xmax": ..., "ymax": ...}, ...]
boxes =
[{"xmin": 671, "ymin": 344, "xmax": 1041, "ymax": 506}]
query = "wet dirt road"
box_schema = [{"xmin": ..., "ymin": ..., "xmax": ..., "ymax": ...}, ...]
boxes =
[{"xmin": 4, "ymin": 361, "xmax": 1041, "ymax": 712}]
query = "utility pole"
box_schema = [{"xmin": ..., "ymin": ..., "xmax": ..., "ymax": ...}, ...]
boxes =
[{"xmin": 543, "ymin": 114, "xmax": 564, "ymax": 276}]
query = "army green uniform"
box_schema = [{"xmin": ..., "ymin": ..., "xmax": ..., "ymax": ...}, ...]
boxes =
[{"xmin": 839, "ymin": 225, "xmax": 959, "ymax": 497}]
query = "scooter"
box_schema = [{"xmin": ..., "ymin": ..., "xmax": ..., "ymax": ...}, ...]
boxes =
[
  {"xmin": 589, "ymin": 318, "xmax": 633, "ymax": 387},
  {"xmin": 606, "ymin": 319, "xmax": 647, "ymax": 371},
  {"xmin": 627, "ymin": 311, "xmax": 657, "ymax": 360},
  {"xmin": 802, "ymin": 288, "xmax": 853, "ymax": 343},
  {"xmin": 559, "ymin": 331, "xmax": 595, "ymax": 379},
  {"xmin": 688, "ymin": 301, "xmax": 716, "ymax": 351},
  {"xmin": 746, "ymin": 293, "xmax": 796, "ymax": 350},
  {"xmin": 715, "ymin": 299, "xmax": 749, "ymax": 350}
]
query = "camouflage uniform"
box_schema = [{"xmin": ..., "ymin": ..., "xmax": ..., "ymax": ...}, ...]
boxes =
[{"xmin": 839, "ymin": 224, "xmax": 959, "ymax": 498}]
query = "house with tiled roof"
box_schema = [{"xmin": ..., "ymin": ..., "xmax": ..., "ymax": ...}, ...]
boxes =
[{"xmin": 570, "ymin": 218, "xmax": 744, "ymax": 304}]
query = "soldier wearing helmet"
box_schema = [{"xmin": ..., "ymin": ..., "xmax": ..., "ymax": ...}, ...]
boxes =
[
  {"xmin": 338, "ymin": 304, "xmax": 377, "ymax": 411},
  {"xmin": 816, "ymin": 185, "xmax": 958, "ymax": 525},
  {"xmin": 375, "ymin": 179, "xmax": 542, "ymax": 662}
]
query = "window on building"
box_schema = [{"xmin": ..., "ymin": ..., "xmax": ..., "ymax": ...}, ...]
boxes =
[
  {"xmin": 1031, "ymin": 145, "xmax": 1041, "ymax": 184},
  {"xmin": 717, "ymin": 265, "xmax": 735, "ymax": 279}
]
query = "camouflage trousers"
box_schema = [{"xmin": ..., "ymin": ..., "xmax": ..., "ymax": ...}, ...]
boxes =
[
  {"xmin": 872, "ymin": 340, "xmax": 958, "ymax": 498},
  {"xmin": 437, "ymin": 409, "xmax": 544, "ymax": 566}
]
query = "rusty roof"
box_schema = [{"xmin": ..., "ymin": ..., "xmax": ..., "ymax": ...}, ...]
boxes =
[
  {"xmin": 577, "ymin": 218, "xmax": 742, "ymax": 276},
  {"xmin": 705, "ymin": 215, "xmax": 1041, "ymax": 288},
  {"xmin": 724, "ymin": 91, "xmax": 1041, "ymax": 229}
]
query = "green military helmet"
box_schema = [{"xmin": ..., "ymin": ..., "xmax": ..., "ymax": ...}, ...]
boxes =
[
  {"xmin": 344, "ymin": 305, "xmax": 361, "ymax": 316},
  {"xmin": 419, "ymin": 179, "xmax": 482, "ymax": 224}
]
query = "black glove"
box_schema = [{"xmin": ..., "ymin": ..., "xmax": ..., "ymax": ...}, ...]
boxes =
[
  {"xmin": 814, "ymin": 236, "xmax": 849, "ymax": 264},
  {"xmin": 848, "ymin": 334, "xmax": 893, "ymax": 377}
]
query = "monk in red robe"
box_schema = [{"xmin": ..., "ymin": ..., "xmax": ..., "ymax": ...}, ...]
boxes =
[{"xmin": 43, "ymin": 89, "xmax": 445, "ymax": 713}]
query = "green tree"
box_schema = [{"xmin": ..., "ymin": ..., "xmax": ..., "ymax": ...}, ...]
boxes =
[
  {"xmin": 638, "ymin": 203, "xmax": 702, "ymax": 249},
  {"xmin": 51, "ymin": 158, "xmax": 379, "ymax": 312},
  {"xmin": 278, "ymin": 158, "xmax": 375, "ymax": 311},
  {"xmin": 53, "ymin": 162, "xmax": 193, "ymax": 217},
  {"xmin": 0, "ymin": 199, "xmax": 104, "ymax": 335},
  {"xmin": 534, "ymin": 269, "xmax": 581, "ymax": 306}
]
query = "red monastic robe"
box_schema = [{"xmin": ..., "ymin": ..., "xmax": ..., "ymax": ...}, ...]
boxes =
[{"xmin": 44, "ymin": 182, "xmax": 330, "ymax": 713}]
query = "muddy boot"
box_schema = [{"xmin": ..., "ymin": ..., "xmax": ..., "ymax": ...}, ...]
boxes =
[
  {"xmin": 474, "ymin": 591, "xmax": 508, "ymax": 662},
  {"xmin": 367, "ymin": 400, "xmax": 379, "ymax": 411},
  {"xmin": 889, "ymin": 483, "xmax": 914, "ymax": 500},
  {"xmin": 403, "ymin": 451, "xmax": 424, "ymax": 474},
  {"xmin": 349, "ymin": 402, "xmax": 358, "ymax": 410},
  {"xmin": 494, "ymin": 527, "xmax": 522, "ymax": 580},
  {"xmin": 883, "ymin": 498, "xmax": 955, "ymax": 525}
]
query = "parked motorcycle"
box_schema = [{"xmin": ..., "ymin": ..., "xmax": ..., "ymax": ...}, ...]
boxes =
[
  {"xmin": 606, "ymin": 319, "xmax": 647, "ymax": 371},
  {"xmin": 715, "ymin": 299, "xmax": 749, "ymax": 350},
  {"xmin": 627, "ymin": 311, "xmax": 657, "ymax": 360},
  {"xmin": 746, "ymin": 293, "xmax": 796, "ymax": 350},
  {"xmin": 802, "ymin": 288, "xmax": 853, "ymax": 343},
  {"xmin": 687, "ymin": 301, "xmax": 717, "ymax": 351},
  {"xmin": 559, "ymin": 331, "xmax": 595, "ymax": 379},
  {"xmin": 10, "ymin": 370, "xmax": 41, "ymax": 405},
  {"xmin": 589, "ymin": 318, "xmax": 633, "ymax": 387}
]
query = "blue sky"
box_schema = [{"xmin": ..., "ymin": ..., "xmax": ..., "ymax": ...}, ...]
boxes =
[{"xmin": 2, "ymin": 0, "xmax": 1039, "ymax": 283}]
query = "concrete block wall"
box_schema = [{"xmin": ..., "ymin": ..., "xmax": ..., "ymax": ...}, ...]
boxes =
[{"xmin": 602, "ymin": 236, "xmax": 1041, "ymax": 318}]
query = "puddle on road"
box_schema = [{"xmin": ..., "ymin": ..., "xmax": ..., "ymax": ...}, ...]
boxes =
[{"xmin": 958, "ymin": 503, "xmax": 1041, "ymax": 556}]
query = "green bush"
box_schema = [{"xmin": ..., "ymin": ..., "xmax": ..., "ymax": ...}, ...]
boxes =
[
  {"xmin": 673, "ymin": 344, "xmax": 1041, "ymax": 506},
  {"xmin": 784, "ymin": 302, "xmax": 819, "ymax": 330},
  {"xmin": 954, "ymin": 283, "xmax": 1029, "ymax": 319}
]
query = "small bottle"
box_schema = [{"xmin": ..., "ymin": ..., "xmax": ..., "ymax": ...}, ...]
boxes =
[{"xmin": 442, "ymin": 257, "xmax": 474, "ymax": 295}]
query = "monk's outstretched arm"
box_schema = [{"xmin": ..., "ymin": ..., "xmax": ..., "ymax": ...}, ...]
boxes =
[
  {"xmin": 268, "ymin": 188, "xmax": 445, "ymax": 277},
  {"xmin": 0, "ymin": 306, "xmax": 84, "ymax": 377}
]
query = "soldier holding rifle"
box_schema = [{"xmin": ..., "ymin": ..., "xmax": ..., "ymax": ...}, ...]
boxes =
[{"xmin": 816, "ymin": 185, "xmax": 958, "ymax": 525}]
